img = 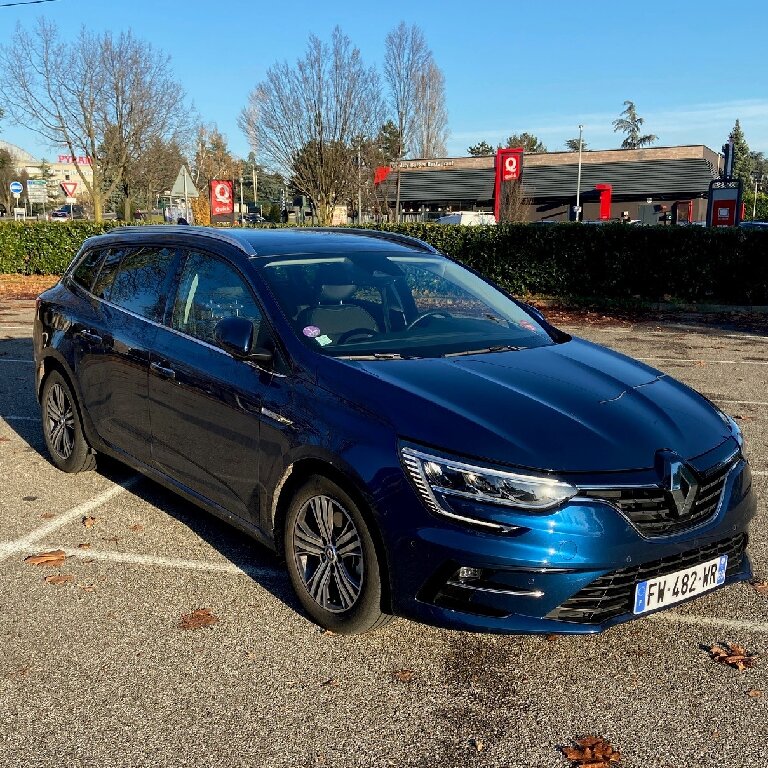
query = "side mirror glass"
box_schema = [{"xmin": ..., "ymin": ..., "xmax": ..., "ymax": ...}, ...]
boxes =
[{"xmin": 214, "ymin": 317, "xmax": 272, "ymax": 364}]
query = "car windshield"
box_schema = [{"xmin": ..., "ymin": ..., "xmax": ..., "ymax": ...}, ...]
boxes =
[{"xmin": 258, "ymin": 251, "xmax": 557, "ymax": 358}]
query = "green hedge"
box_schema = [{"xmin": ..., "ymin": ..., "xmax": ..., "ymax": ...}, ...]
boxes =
[
  {"xmin": 361, "ymin": 223, "xmax": 768, "ymax": 305},
  {"xmin": 2, "ymin": 220, "xmax": 768, "ymax": 305},
  {"xmin": 0, "ymin": 221, "xmax": 118, "ymax": 275}
]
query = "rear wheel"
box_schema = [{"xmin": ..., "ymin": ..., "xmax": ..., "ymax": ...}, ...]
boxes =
[
  {"xmin": 41, "ymin": 370, "xmax": 96, "ymax": 473},
  {"xmin": 284, "ymin": 475, "xmax": 392, "ymax": 634}
]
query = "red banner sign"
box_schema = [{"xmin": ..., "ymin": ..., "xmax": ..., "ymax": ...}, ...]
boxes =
[
  {"xmin": 494, "ymin": 147, "xmax": 524, "ymax": 221},
  {"xmin": 210, "ymin": 180, "xmax": 234, "ymax": 216}
]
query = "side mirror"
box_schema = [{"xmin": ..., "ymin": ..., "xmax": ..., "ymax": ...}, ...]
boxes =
[{"xmin": 214, "ymin": 317, "xmax": 273, "ymax": 365}]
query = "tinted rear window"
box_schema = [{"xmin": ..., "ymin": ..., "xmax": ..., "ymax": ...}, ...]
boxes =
[{"xmin": 109, "ymin": 246, "xmax": 176, "ymax": 322}]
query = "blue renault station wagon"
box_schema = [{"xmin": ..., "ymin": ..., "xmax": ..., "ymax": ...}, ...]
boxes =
[{"xmin": 33, "ymin": 227, "xmax": 755, "ymax": 634}]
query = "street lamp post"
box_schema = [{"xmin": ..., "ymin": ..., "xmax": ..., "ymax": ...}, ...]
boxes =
[
  {"xmin": 752, "ymin": 171, "xmax": 763, "ymax": 220},
  {"xmin": 575, "ymin": 124, "xmax": 584, "ymax": 220}
]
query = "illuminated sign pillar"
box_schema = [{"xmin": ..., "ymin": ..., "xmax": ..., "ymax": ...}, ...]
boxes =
[{"xmin": 494, "ymin": 147, "xmax": 524, "ymax": 222}]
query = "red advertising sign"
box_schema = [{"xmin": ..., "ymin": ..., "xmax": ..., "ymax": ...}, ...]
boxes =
[
  {"xmin": 494, "ymin": 147, "xmax": 524, "ymax": 221},
  {"xmin": 210, "ymin": 180, "xmax": 234, "ymax": 216}
]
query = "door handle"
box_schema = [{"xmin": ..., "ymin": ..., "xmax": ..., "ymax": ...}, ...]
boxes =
[
  {"xmin": 77, "ymin": 329, "xmax": 103, "ymax": 345},
  {"xmin": 150, "ymin": 361, "xmax": 176, "ymax": 380}
]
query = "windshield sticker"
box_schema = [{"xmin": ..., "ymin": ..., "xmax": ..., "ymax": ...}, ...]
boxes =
[
  {"xmin": 316, "ymin": 334, "xmax": 332, "ymax": 346},
  {"xmin": 303, "ymin": 325, "xmax": 321, "ymax": 338},
  {"xmin": 519, "ymin": 320, "xmax": 538, "ymax": 332}
]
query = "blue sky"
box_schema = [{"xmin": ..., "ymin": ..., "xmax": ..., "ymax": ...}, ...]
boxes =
[{"xmin": 2, "ymin": 0, "xmax": 767, "ymax": 162}]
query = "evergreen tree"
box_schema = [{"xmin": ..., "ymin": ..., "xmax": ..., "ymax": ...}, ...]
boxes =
[
  {"xmin": 728, "ymin": 120, "xmax": 752, "ymax": 186},
  {"xmin": 502, "ymin": 133, "xmax": 546, "ymax": 153},
  {"xmin": 612, "ymin": 101, "xmax": 657, "ymax": 149},
  {"xmin": 565, "ymin": 137, "xmax": 587, "ymax": 152},
  {"xmin": 467, "ymin": 140, "xmax": 494, "ymax": 156}
]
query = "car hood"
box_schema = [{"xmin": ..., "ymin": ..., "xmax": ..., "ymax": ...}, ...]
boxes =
[{"xmin": 319, "ymin": 338, "xmax": 732, "ymax": 473}]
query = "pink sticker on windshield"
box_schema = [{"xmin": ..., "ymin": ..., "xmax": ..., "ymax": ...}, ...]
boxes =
[
  {"xmin": 519, "ymin": 320, "xmax": 537, "ymax": 332},
  {"xmin": 303, "ymin": 325, "xmax": 321, "ymax": 338}
]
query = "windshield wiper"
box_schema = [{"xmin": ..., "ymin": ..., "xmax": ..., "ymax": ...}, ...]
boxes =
[
  {"xmin": 337, "ymin": 352, "xmax": 413, "ymax": 360},
  {"xmin": 441, "ymin": 345, "xmax": 522, "ymax": 358}
]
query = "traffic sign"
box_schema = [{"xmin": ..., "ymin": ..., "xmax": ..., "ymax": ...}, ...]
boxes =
[
  {"xmin": 27, "ymin": 179, "xmax": 47, "ymax": 203},
  {"xmin": 10, "ymin": 181, "xmax": 23, "ymax": 197},
  {"xmin": 61, "ymin": 181, "xmax": 78, "ymax": 197}
]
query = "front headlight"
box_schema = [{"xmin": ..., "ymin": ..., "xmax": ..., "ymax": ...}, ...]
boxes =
[
  {"xmin": 400, "ymin": 446, "xmax": 578, "ymax": 530},
  {"xmin": 715, "ymin": 406, "xmax": 744, "ymax": 450}
]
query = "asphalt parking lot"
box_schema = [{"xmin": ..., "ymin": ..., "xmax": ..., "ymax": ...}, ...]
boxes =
[{"xmin": 0, "ymin": 300, "xmax": 766, "ymax": 768}]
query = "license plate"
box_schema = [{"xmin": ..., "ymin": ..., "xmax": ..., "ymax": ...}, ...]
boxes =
[{"xmin": 633, "ymin": 555, "xmax": 727, "ymax": 614}]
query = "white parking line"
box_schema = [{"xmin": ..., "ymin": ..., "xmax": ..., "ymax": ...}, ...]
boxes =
[
  {"xmin": 652, "ymin": 613, "xmax": 768, "ymax": 633},
  {"xmin": 638, "ymin": 357, "xmax": 768, "ymax": 366},
  {"xmin": 715, "ymin": 399, "xmax": 768, "ymax": 406},
  {"xmin": 0, "ymin": 358, "xmax": 34, "ymax": 363},
  {"xmin": 56, "ymin": 547, "xmax": 279, "ymax": 579},
  {"xmin": 0, "ymin": 477, "xmax": 139, "ymax": 563}
]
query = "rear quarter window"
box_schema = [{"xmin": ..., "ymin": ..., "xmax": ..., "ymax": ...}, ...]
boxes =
[
  {"xmin": 71, "ymin": 248, "xmax": 106, "ymax": 292},
  {"xmin": 108, "ymin": 246, "xmax": 177, "ymax": 322}
]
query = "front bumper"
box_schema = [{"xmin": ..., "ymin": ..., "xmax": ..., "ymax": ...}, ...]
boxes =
[{"xmin": 381, "ymin": 450, "xmax": 756, "ymax": 634}]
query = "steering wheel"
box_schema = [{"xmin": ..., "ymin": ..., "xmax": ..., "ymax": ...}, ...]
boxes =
[
  {"xmin": 405, "ymin": 310, "xmax": 452, "ymax": 331},
  {"xmin": 336, "ymin": 327, "xmax": 380, "ymax": 345}
]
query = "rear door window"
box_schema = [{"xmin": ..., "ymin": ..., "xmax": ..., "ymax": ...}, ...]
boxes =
[{"xmin": 108, "ymin": 246, "xmax": 177, "ymax": 322}]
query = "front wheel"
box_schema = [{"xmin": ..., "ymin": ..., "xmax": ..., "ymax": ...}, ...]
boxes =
[
  {"xmin": 41, "ymin": 370, "xmax": 96, "ymax": 473},
  {"xmin": 284, "ymin": 475, "xmax": 392, "ymax": 634}
]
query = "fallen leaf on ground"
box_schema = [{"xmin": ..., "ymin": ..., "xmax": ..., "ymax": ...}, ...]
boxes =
[
  {"xmin": 43, "ymin": 574, "xmax": 74, "ymax": 585},
  {"xmin": 319, "ymin": 628, "xmax": 336, "ymax": 636},
  {"xmin": 391, "ymin": 669, "xmax": 415, "ymax": 683},
  {"xmin": 101, "ymin": 536, "xmax": 118, "ymax": 544},
  {"xmin": 179, "ymin": 608, "xmax": 219, "ymax": 630},
  {"xmin": 127, "ymin": 523, "xmax": 144, "ymax": 532},
  {"xmin": 77, "ymin": 542, "xmax": 91, "ymax": 549},
  {"xmin": 22, "ymin": 496, "xmax": 38, "ymax": 502},
  {"xmin": 24, "ymin": 550, "xmax": 66, "ymax": 567},
  {"xmin": 40, "ymin": 512, "xmax": 55, "ymax": 519},
  {"xmin": 709, "ymin": 642, "xmax": 758, "ymax": 671},
  {"xmin": 78, "ymin": 583, "xmax": 96, "ymax": 592},
  {"xmin": 561, "ymin": 736, "xmax": 621, "ymax": 767},
  {"xmin": 751, "ymin": 580, "xmax": 768, "ymax": 597},
  {"xmin": 746, "ymin": 689, "xmax": 762, "ymax": 698},
  {"xmin": 469, "ymin": 738, "xmax": 485, "ymax": 752},
  {"xmin": 246, "ymin": 651, "xmax": 259, "ymax": 660},
  {"xmin": 82, "ymin": 516, "xmax": 96, "ymax": 528},
  {"xmin": 319, "ymin": 677, "xmax": 338, "ymax": 687}
]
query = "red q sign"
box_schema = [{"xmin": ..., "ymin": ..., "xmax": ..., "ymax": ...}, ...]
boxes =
[{"xmin": 503, "ymin": 155, "xmax": 519, "ymax": 181}]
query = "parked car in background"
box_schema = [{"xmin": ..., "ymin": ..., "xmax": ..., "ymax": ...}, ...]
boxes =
[
  {"xmin": 436, "ymin": 211, "xmax": 495, "ymax": 226},
  {"xmin": 739, "ymin": 220, "xmax": 768, "ymax": 229},
  {"xmin": 33, "ymin": 227, "xmax": 755, "ymax": 635},
  {"xmin": 50, "ymin": 204, "xmax": 86, "ymax": 221}
]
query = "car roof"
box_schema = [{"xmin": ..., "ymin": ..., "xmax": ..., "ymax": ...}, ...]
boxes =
[{"xmin": 89, "ymin": 226, "xmax": 441, "ymax": 258}]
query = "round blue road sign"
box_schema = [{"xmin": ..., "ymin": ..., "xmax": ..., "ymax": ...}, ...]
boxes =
[{"xmin": 10, "ymin": 181, "xmax": 23, "ymax": 195}]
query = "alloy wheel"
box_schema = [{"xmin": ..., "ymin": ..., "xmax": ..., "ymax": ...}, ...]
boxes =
[
  {"xmin": 46, "ymin": 382, "xmax": 76, "ymax": 460},
  {"xmin": 291, "ymin": 494, "xmax": 364, "ymax": 613}
]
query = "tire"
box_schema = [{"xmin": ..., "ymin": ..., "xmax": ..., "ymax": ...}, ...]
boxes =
[
  {"xmin": 41, "ymin": 370, "xmax": 96, "ymax": 473},
  {"xmin": 284, "ymin": 475, "xmax": 393, "ymax": 634}
]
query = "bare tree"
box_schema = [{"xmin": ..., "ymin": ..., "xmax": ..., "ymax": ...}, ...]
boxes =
[
  {"xmin": 0, "ymin": 20, "xmax": 186, "ymax": 220},
  {"xmin": 413, "ymin": 60, "xmax": 448, "ymax": 159},
  {"xmin": 384, "ymin": 22, "xmax": 430, "ymax": 219},
  {"xmin": 240, "ymin": 28, "xmax": 382, "ymax": 226}
]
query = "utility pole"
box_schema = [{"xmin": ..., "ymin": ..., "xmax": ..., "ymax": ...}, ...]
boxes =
[
  {"xmin": 239, "ymin": 173, "xmax": 244, "ymax": 224},
  {"xmin": 752, "ymin": 172, "xmax": 763, "ymax": 219},
  {"xmin": 575, "ymin": 124, "xmax": 583, "ymax": 221},
  {"xmin": 252, "ymin": 166, "xmax": 258, "ymax": 215}
]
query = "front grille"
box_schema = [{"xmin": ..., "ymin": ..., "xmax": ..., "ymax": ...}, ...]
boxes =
[
  {"xmin": 547, "ymin": 534, "xmax": 746, "ymax": 624},
  {"xmin": 582, "ymin": 456, "xmax": 737, "ymax": 537}
]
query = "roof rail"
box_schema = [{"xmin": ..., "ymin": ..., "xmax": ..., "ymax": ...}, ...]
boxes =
[
  {"xmin": 303, "ymin": 227, "xmax": 441, "ymax": 254},
  {"xmin": 97, "ymin": 225, "xmax": 257, "ymax": 255}
]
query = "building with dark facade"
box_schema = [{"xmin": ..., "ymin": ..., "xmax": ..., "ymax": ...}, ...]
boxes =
[{"xmin": 376, "ymin": 145, "xmax": 722, "ymax": 224}]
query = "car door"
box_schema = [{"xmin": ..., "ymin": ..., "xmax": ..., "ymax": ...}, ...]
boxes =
[
  {"xmin": 73, "ymin": 244, "xmax": 178, "ymax": 463},
  {"xmin": 148, "ymin": 247, "xmax": 273, "ymax": 523}
]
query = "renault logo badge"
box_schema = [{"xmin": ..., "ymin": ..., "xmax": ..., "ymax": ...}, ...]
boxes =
[{"xmin": 666, "ymin": 459, "xmax": 699, "ymax": 516}]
